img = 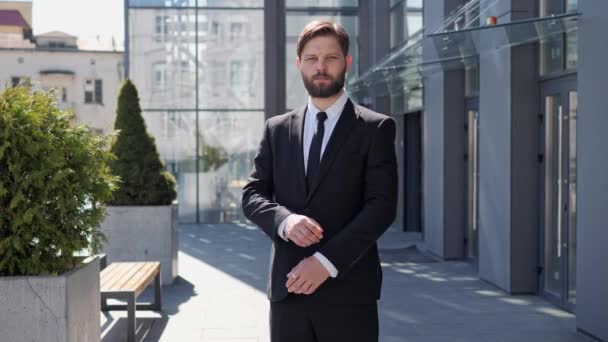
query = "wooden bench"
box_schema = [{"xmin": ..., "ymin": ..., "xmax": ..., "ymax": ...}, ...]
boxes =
[{"xmin": 100, "ymin": 262, "xmax": 162, "ymax": 342}]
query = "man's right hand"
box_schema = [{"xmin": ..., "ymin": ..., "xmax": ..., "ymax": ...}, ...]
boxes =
[{"xmin": 284, "ymin": 214, "xmax": 324, "ymax": 247}]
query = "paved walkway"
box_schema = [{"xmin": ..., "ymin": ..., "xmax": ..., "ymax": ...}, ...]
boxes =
[{"xmin": 101, "ymin": 224, "xmax": 591, "ymax": 342}]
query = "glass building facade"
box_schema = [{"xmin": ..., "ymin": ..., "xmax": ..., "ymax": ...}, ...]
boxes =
[{"xmin": 126, "ymin": 0, "xmax": 265, "ymax": 223}]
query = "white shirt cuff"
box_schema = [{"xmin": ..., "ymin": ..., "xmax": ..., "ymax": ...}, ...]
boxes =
[
  {"xmin": 313, "ymin": 252, "xmax": 338, "ymax": 278},
  {"xmin": 277, "ymin": 215, "xmax": 291, "ymax": 241}
]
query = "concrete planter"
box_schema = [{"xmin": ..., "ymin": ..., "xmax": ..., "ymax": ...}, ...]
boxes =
[
  {"xmin": 100, "ymin": 202, "xmax": 178, "ymax": 285},
  {"xmin": 0, "ymin": 257, "xmax": 101, "ymax": 342}
]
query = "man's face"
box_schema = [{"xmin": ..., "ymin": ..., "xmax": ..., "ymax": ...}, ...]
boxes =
[{"xmin": 297, "ymin": 35, "xmax": 353, "ymax": 98}]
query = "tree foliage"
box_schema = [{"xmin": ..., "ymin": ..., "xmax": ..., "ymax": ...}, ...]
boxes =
[
  {"xmin": 0, "ymin": 85, "xmax": 117, "ymax": 276},
  {"xmin": 109, "ymin": 80, "xmax": 176, "ymax": 205}
]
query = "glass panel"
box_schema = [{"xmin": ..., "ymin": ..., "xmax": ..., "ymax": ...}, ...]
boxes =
[
  {"xmin": 565, "ymin": 29, "xmax": 578, "ymax": 70},
  {"xmin": 129, "ymin": 0, "xmax": 263, "ymax": 8},
  {"xmin": 286, "ymin": 13, "xmax": 358, "ymax": 109},
  {"xmin": 388, "ymin": 83, "xmax": 422, "ymax": 114},
  {"xmin": 540, "ymin": 36, "xmax": 564, "ymax": 76},
  {"xmin": 129, "ymin": 8, "xmax": 197, "ymax": 109},
  {"xmin": 198, "ymin": 10, "xmax": 264, "ymax": 109},
  {"xmin": 465, "ymin": 60, "xmax": 479, "ymax": 97},
  {"xmin": 143, "ymin": 111, "xmax": 198, "ymax": 222},
  {"xmin": 390, "ymin": 0, "xmax": 423, "ymax": 49},
  {"xmin": 286, "ymin": 0, "xmax": 358, "ymax": 8},
  {"xmin": 130, "ymin": 0, "xmax": 196, "ymax": 6},
  {"xmin": 540, "ymin": 0, "xmax": 563, "ymax": 16},
  {"xmin": 544, "ymin": 94, "xmax": 562, "ymax": 298},
  {"xmin": 197, "ymin": 111, "xmax": 264, "ymax": 223},
  {"xmin": 568, "ymin": 90, "xmax": 577, "ymax": 305},
  {"xmin": 567, "ymin": 0, "xmax": 578, "ymax": 13}
]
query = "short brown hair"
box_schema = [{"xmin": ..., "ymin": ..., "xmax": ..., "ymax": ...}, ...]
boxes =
[{"xmin": 296, "ymin": 21, "xmax": 350, "ymax": 59}]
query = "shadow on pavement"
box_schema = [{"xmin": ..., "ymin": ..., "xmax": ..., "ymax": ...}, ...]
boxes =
[{"xmin": 101, "ymin": 276, "xmax": 196, "ymax": 342}]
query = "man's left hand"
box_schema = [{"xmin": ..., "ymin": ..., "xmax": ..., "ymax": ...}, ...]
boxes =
[{"xmin": 286, "ymin": 257, "xmax": 330, "ymax": 295}]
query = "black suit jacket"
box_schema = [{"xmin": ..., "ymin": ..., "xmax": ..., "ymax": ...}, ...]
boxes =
[{"xmin": 242, "ymin": 99, "xmax": 398, "ymax": 304}]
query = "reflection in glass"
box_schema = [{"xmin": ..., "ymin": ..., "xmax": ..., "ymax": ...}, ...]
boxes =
[
  {"xmin": 286, "ymin": 0, "xmax": 357, "ymax": 8},
  {"xmin": 540, "ymin": 0, "xmax": 562, "ymax": 17},
  {"xmin": 286, "ymin": 13, "xmax": 358, "ymax": 109},
  {"xmin": 143, "ymin": 111, "xmax": 198, "ymax": 222},
  {"xmin": 196, "ymin": 112, "xmax": 264, "ymax": 223},
  {"xmin": 465, "ymin": 61, "xmax": 479, "ymax": 97},
  {"xmin": 540, "ymin": 36, "xmax": 564, "ymax": 76},
  {"xmin": 568, "ymin": 91, "xmax": 577, "ymax": 305},
  {"xmin": 129, "ymin": 4, "xmax": 265, "ymax": 223},
  {"xmin": 544, "ymin": 95, "xmax": 562, "ymax": 298},
  {"xmin": 566, "ymin": 29, "xmax": 578, "ymax": 70},
  {"xmin": 197, "ymin": 10, "xmax": 264, "ymax": 109},
  {"xmin": 390, "ymin": 0, "xmax": 423, "ymax": 49},
  {"xmin": 129, "ymin": 0, "xmax": 263, "ymax": 7},
  {"xmin": 129, "ymin": 8, "xmax": 197, "ymax": 109},
  {"xmin": 143, "ymin": 111, "xmax": 264, "ymax": 223},
  {"xmin": 567, "ymin": 0, "xmax": 578, "ymax": 13}
]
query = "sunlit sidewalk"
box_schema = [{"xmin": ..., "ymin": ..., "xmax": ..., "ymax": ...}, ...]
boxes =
[{"xmin": 100, "ymin": 223, "xmax": 589, "ymax": 342}]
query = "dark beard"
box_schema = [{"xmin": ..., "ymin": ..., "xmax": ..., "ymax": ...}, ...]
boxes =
[{"xmin": 302, "ymin": 67, "xmax": 346, "ymax": 98}]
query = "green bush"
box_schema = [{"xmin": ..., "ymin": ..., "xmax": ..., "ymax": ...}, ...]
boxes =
[
  {"xmin": 109, "ymin": 80, "xmax": 176, "ymax": 205},
  {"xmin": 0, "ymin": 85, "xmax": 117, "ymax": 276}
]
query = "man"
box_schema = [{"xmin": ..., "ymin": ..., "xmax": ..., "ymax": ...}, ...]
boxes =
[{"xmin": 242, "ymin": 21, "xmax": 397, "ymax": 342}]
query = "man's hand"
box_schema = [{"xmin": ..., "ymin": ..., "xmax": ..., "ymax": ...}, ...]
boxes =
[
  {"xmin": 286, "ymin": 257, "xmax": 330, "ymax": 295},
  {"xmin": 284, "ymin": 214, "xmax": 323, "ymax": 247}
]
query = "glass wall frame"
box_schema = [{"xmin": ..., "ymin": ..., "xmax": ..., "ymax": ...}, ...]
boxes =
[{"xmin": 127, "ymin": 0, "xmax": 264, "ymax": 223}]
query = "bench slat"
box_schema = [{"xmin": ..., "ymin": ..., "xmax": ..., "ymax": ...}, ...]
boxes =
[
  {"xmin": 100, "ymin": 262, "xmax": 139, "ymax": 289},
  {"xmin": 100, "ymin": 262, "xmax": 161, "ymax": 295},
  {"xmin": 102, "ymin": 263, "xmax": 145, "ymax": 291},
  {"xmin": 119, "ymin": 262, "xmax": 160, "ymax": 295}
]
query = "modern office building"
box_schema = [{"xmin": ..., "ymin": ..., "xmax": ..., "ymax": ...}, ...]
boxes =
[{"xmin": 125, "ymin": 0, "xmax": 606, "ymax": 340}]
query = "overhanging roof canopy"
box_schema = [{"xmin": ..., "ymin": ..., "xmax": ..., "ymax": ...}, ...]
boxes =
[{"xmin": 347, "ymin": 13, "xmax": 579, "ymax": 103}]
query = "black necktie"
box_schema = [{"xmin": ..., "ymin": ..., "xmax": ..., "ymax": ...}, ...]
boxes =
[{"xmin": 306, "ymin": 111, "xmax": 328, "ymax": 194}]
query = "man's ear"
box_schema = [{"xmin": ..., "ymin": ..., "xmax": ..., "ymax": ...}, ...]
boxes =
[
  {"xmin": 345, "ymin": 55, "xmax": 353, "ymax": 73},
  {"xmin": 296, "ymin": 57, "xmax": 302, "ymax": 71}
]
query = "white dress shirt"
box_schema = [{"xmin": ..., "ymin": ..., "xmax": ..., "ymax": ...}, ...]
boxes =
[{"xmin": 277, "ymin": 90, "xmax": 350, "ymax": 278}]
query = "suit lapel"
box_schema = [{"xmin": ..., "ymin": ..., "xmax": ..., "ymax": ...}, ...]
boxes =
[
  {"xmin": 306, "ymin": 100, "xmax": 358, "ymax": 203},
  {"xmin": 290, "ymin": 106, "xmax": 307, "ymax": 200}
]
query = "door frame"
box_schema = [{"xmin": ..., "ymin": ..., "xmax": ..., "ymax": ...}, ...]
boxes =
[
  {"xmin": 464, "ymin": 97, "xmax": 480, "ymax": 262},
  {"xmin": 538, "ymin": 73, "xmax": 577, "ymax": 313}
]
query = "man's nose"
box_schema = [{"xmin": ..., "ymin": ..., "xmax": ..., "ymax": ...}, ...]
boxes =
[{"xmin": 315, "ymin": 59, "xmax": 328, "ymax": 73}]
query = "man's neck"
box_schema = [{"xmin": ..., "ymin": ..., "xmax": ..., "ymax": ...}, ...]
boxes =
[{"xmin": 311, "ymin": 89, "xmax": 344, "ymax": 112}]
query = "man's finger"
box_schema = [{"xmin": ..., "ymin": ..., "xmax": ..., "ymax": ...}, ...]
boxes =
[
  {"xmin": 302, "ymin": 282, "xmax": 316, "ymax": 295},
  {"xmin": 288, "ymin": 277, "xmax": 307, "ymax": 293},
  {"xmin": 286, "ymin": 272, "xmax": 299, "ymax": 288},
  {"xmin": 293, "ymin": 230, "xmax": 315, "ymax": 246},
  {"xmin": 304, "ymin": 219, "xmax": 324, "ymax": 239},
  {"xmin": 300, "ymin": 227, "xmax": 320, "ymax": 243}
]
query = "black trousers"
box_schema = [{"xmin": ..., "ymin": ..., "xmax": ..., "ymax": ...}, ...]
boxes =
[{"xmin": 270, "ymin": 296, "xmax": 379, "ymax": 342}]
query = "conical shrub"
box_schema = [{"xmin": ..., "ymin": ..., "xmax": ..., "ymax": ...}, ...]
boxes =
[{"xmin": 109, "ymin": 79, "xmax": 176, "ymax": 205}]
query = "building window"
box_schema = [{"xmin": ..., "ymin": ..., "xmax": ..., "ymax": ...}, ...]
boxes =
[
  {"xmin": 539, "ymin": 0, "xmax": 578, "ymax": 75},
  {"xmin": 84, "ymin": 79, "xmax": 103, "ymax": 104},
  {"xmin": 17, "ymin": 57, "xmax": 24, "ymax": 64},
  {"xmin": 211, "ymin": 21, "xmax": 220, "ymax": 35},
  {"xmin": 230, "ymin": 22, "xmax": 245, "ymax": 41},
  {"xmin": 62, "ymin": 87, "xmax": 68, "ymax": 102},
  {"xmin": 153, "ymin": 62, "xmax": 168, "ymax": 90},
  {"xmin": 230, "ymin": 61, "xmax": 241, "ymax": 88},
  {"xmin": 11, "ymin": 76, "xmax": 22, "ymax": 87},
  {"xmin": 155, "ymin": 15, "xmax": 170, "ymax": 42},
  {"xmin": 390, "ymin": 0, "xmax": 423, "ymax": 49}
]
